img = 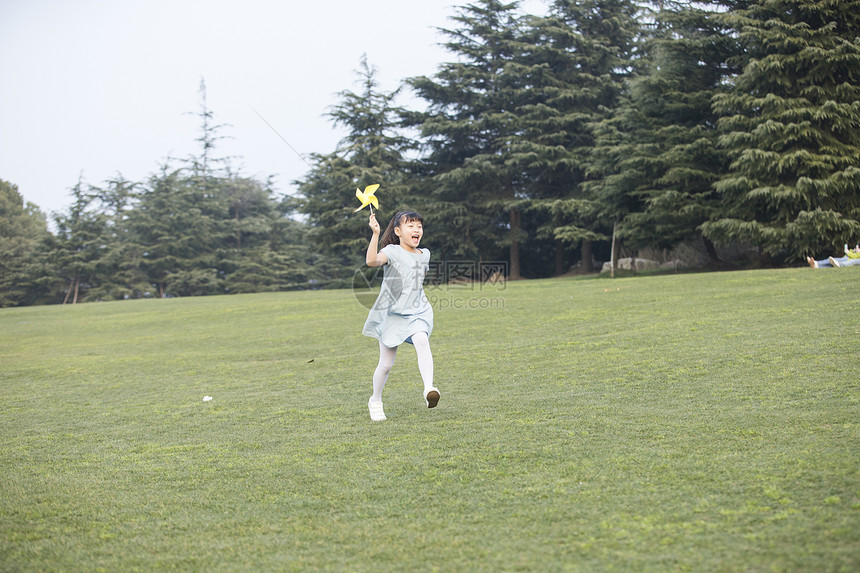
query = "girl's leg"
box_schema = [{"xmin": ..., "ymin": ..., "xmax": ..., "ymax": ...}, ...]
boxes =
[
  {"xmin": 371, "ymin": 341, "xmax": 397, "ymax": 402},
  {"xmin": 410, "ymin": 331, "xmax": 435, "ymax": 394}
]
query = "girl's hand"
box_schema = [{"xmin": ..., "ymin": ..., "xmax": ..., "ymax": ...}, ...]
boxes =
[{"xmin": 369, "ymin": 213, "xmax": 380, "ymax": 235}]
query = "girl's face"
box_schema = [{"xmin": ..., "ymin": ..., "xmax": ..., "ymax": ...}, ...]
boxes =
[{"xmin": 395, "ymin": 217, "xmax": 423, "ymax": 250}]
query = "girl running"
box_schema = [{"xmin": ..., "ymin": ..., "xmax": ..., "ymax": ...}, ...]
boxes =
[{"xmin": 362, "ymin": 210, "xmax": 439, "ymax": 421}]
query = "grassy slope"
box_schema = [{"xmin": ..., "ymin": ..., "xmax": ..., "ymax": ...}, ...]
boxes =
[{"xmin": 1, "ymin": 268, "xmax": 858, "ymax": 571}]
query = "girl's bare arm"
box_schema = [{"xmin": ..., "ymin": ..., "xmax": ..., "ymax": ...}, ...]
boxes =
[{"xmin": 366, "ymin": 214, "xmax": 388, "ymax": 267}]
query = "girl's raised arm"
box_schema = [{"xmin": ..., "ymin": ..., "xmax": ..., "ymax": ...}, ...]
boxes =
[{"xmin": 366, "ymin": 214, "xmax": 388, "ymax": 267}]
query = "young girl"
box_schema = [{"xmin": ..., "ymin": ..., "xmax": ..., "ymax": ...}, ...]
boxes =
[{"xmin": 362, "ymin": 210, "xmax": 440, "ymax": 421}]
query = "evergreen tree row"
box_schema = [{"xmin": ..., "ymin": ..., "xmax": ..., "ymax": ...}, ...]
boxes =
[
  {"xmin": 1, "ymin": 83, "xmax": 323, "ymax": 306},
  {"xmin": 297, "ymin": 0, "xmax": 859, "ymax": 281},
  {"xmin": 2, "ymin": 0, "xmax": 858, "ymax": 307},
  {"xmin": 1, "ymin": 170, "xmax": 319, "ymax": 306}
]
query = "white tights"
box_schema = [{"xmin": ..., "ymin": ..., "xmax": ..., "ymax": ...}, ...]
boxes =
[{"xmin": 371, "ymin": 331, "xmax": 434, "ymax": 402}]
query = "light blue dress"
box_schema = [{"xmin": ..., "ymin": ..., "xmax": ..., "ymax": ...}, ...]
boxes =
[{"xmin": 362, "ymin": 244, "xmax": 434, "ymax": 347}]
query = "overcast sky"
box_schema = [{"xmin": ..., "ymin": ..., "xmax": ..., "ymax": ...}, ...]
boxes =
[{"xmin": 1, "ymin": 0, "xmax": 544, "ymax": 217}]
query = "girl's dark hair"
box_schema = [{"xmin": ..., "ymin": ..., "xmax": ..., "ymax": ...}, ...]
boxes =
[{"xmin": 380, "ymin": 210, "xmax": 424, "ymax": 249}]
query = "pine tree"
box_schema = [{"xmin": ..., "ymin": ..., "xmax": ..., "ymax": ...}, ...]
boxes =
[
  {"xmin": 296, "ymin": 56, "xmax": 415, "ymax": 287},
  {"xmin": 186, "ymin": 78, "xmax": 234, "ymax": 184},
  {"xmin": 83, "ymin": 175, "xmax": 150, "ymax": 300},
  {"xmin": 217, "ymin": 175, "xmax": 309, "ymax": 293},
  {"xmin": 127, "ymin": 83, "xmax": 237, "ymax": 298},
  {"xmin": 129, "ymin": 167, "xmax": 223, "ymax": 298},
  {"xmin": 50, "ymin": 178, "xmax": 113, "ymax": 304},
  {"xmin": 515, "ymin": 0, "xmax": 641, "ymax": 272},
  {"xmin": 603, "ymin": 2, "xmax": 737, "ymax": 261},
  {"xmin": 0, "ymin": 179, "xmax": 51, "ymax": 306},
  {"xmin": 407, "ymin": 0, "xmax": 529, "ymax": 278},
  {"xmin": 705, "ymin": 0, "xmax": 860, "ymax": 261}
]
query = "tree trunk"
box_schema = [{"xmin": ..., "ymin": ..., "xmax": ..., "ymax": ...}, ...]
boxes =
[
  {"xmin": 63, "ymin": 279, "xmax": 73, "ymax": 305},
  {"xmin": 610, "ymin": 223, "xmax": 616, "ymax": 278},
  {"xmin": 235, "ymin": 207, "xmax": 241, "ymax": 251},
  {"xmin": 582, "ymin": 240, "xmax": 593, "ymax": 273},
  {"xmin": 72, "ymin": 277, "xmax": 80, "ymax": 305},
  {"xmin": 702, "ymin": 234, "xmax": 720, "ymax": 264},
  {"xmin": 509, "ymin": 208, "xmax": 522, "ymax": 279},
  {"xmin": 610, "ymin": 221, "xmax": 619, "ymax": 278},
  {"xmin": 554, "ymin": 238, "xmax": 565, "ymax": 276}
]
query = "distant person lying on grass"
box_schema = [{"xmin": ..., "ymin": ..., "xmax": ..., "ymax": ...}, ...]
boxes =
[{"xmin": 807, "ymin": 244, "xmax": 860, "ymax": 268}]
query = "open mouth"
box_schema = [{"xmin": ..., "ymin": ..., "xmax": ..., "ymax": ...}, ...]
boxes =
[{"xmin": 411, "ymin": 234, "xmax": 420, "ymax": 242}]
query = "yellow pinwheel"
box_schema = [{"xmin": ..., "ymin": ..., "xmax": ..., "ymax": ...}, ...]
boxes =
[{"xmin": 354, "ymin": 184, "xmax": 380, "ymax": 213}]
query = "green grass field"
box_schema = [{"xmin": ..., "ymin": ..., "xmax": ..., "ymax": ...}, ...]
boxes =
[{"xmin": 1, "ymin": 268, "xmax": 858, "ymax": 571}]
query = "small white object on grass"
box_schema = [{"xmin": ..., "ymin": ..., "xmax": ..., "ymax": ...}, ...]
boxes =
[{"xmin": 203, "ymin": 396, "xmax": 213, "ymax": 402}]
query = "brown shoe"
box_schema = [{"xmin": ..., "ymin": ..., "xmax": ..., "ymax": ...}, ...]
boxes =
[{"xmin": 424, "ymin": 388, "xmax": 440, "ymax": 408}]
